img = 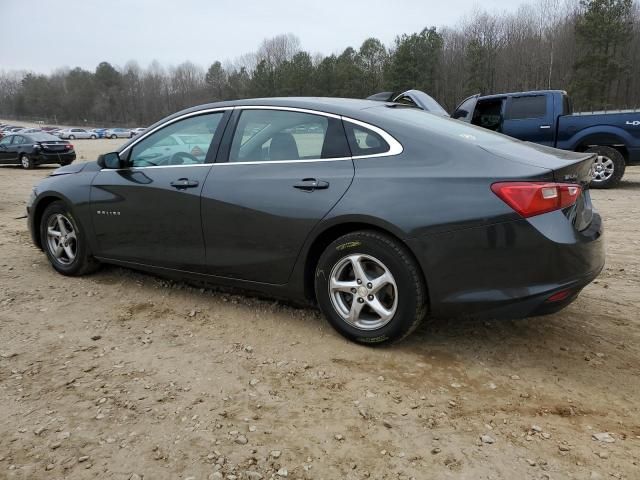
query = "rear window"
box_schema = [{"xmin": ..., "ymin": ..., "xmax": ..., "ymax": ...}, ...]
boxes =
[
  {"xmin": 29, "ymin": 133, "xmax": 61, "ymax": 142},
  {"xmin": 506, "ymin": 96, "xmax": 547, "ymax": 120},
  {"xmin": 381, "ymin": 106, "xmax": 517, "ymax": 146}
]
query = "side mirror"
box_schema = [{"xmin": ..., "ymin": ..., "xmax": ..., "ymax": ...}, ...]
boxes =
[{"xmin": 97, "ymin": 151, "xmax": 124, "ymax": 169}]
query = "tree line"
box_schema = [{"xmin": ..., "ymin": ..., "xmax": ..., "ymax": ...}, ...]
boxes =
[{"xmin": 0, "ymin": 0, "xmax": 638, "ymax": 127}]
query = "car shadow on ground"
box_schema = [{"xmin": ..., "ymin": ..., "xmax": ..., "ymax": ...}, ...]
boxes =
[
  {"xmin": 56, "ymin": 263, "xmax": 638, "ymax": 411},
  {"xmin": 92, "ymin": 265, "xmax": 611, "ymax": 366},
  {"xmin": 615, "ymin": 179, "xmax": 640, "ymax": 190}
]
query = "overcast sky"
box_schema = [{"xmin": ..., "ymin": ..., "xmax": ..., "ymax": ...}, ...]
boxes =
[{"xmin": 2, "ymin": 0, "xmax": 522, "ymax": 73}]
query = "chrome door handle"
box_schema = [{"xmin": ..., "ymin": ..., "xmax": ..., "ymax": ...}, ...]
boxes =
[
  {"xmin": 170, "ymin": 178, "xmax": 199, "ymax": 189},
  {"xmin": 293, "ymin": 178, "xmax": 329, "ymax": 192},
  {"xmin": 539, "ymin": 125, "xmax": 551, "ymax": 129}
]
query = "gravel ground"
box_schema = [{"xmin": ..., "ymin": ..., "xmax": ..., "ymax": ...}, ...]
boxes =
[{"xmin": 0, "ymin": 132, "xmax": 639, "ymax": 479}]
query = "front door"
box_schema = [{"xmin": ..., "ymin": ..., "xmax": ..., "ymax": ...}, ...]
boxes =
[
  {"xmin": 90, "ymin": 109, "xmax": 230, "ymax": 270},
  {"xmin": 201, "ymin": 108, "xmax": 355, "ymax": 284}
]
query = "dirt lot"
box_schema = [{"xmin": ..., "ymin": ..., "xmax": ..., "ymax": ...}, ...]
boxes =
[{"xmin": 0, "ymin": 131, "xmax": 639, "ymax": 480}]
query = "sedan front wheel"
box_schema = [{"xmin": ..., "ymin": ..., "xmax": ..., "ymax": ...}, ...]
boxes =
[
  {"xmin": 40, "ymin": 201, "xmax": 100, "ymax": 276},
  {"xmin": 315, "ymin": 230, "xmax": 427, "ymax": 345}
]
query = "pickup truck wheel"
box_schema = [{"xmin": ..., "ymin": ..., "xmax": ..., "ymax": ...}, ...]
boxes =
[{"xmin": 586, "ymin": 146, "xmax": 625, "ymax": 189}]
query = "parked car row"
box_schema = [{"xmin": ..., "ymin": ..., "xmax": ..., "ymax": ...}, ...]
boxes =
[{"xmin": 0, "ymin": 123, "xmax": 147, "ymax": 141}]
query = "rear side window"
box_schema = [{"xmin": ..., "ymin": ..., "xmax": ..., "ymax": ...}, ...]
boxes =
[
  {"xmin": 506, "ymin": 96, "xmax": 547, "ymax": 120},
  {"xmin": 229, "ymin": 109, "xmax": 351, "ymax": 162},
  {"xmin": 344, "ymin": 123, "xmax": 390, "ymax": 157}
]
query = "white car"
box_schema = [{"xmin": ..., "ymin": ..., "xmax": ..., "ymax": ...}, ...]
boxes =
[
  {"xmin": 104, "ymin": 128, "xmax": 133, "ymax": 139},
  {"xmin": 58, "ymin": 128, "xmax": 97, "ymax": 140},
  {"xmin": 131, "ymin": 127, "xmax": 146, "ymax": 136}
]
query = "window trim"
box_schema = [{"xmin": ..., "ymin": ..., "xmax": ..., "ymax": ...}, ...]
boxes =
[
  {"xmin": 112, "ymin": 105, "xmax": 402, "ymax": 171},
  {"xmin": 217, "ymin": 106, "xmax": 402, "ymax": 165}
]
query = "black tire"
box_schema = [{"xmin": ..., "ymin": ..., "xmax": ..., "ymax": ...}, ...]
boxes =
[
  {"xmin": 21, "ymin": 154, "xmax": 34, "ymax": 169},
  {"xmin": 110, "ymin": 134, "xmax": 117, "ymax": 139},
  {"xmin": 60, "ymin": 160, "xmax": 72, "ymax": 166},
  {"xmin": 314, "ymin": 230, "xmax": 427, "ymax": 345},
  {"xmin": 69, "ymin": 135, "xmax": 75, "ymax": 140},
  {"xmin": 586, "ymin": 145, "xmax": 625, "ymax": 189},
  {"xmin": 90, "ymin": 134, "xmax": 97, "ymax": 139},
  {"xmin": 40, "ymin": 201, "xmax": 100, "ymax": 276}
]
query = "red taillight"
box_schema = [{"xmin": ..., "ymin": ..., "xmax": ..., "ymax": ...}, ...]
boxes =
[
  {"xmin": 491, "ymin": 182, "xmax": 581, "ymax": 218},
  {"xmin": 66, "ymin": 144, "xmax": 74, "ymax": 150}
]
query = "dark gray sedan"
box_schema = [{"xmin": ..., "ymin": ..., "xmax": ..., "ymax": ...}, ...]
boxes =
[{"xmin": 26, "ymin": 98, "xmax": 604, "ymax": 344}]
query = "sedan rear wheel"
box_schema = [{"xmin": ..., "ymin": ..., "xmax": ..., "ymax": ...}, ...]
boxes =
[
  {"xmin": 328, "ymin": 254, "xmax": 398, "ymax": 331},
  {"xmin": 69, "ymin": 135, "xmax": 75, "ymax": 140},
  {"xmin": 21, "ymin": 154, "xmax": 34, "ymax": 169},
  {"xmin": 40, "ymin": 201, "xmax": 100, "ymax": 276},
  {"xmin": 315, "ymin": 230, "xmax": 427, "ymax": 345}
]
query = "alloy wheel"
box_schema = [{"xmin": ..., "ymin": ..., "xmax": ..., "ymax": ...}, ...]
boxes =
[
  {"xmin": 46, "ymin": 213, "xmax": 77, "ymax": 265},
  {"xmin": 328, "ymin": 253, "xmax": 398, "ymax": 330},
  {"xmin": 21, "ymin": 155, "xmax": 30, "ymax": 169},
  {"xmin": 591, "ymin": 155, "xmax": 614, "ymax": 183}
]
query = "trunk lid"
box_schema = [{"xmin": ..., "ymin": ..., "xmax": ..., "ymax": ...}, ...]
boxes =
[
  {"xmin": 40, "ymin": 140, "xmax": 71, "ymax": 152},
  {"xmin": 481, "ymin": 140, "xmax": 595, "ymax": 231}
]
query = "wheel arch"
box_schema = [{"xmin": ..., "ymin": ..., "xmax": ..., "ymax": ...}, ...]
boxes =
[
  {"xmin": 570, "ymin": 130, "xmax": 629, "ymax": 163},
  {"xmin": 302, "ymin": 220, "xmax": 430, "ymax": 309},
  {"xmin": 31, "ymin": 194, "xmax": 70, "ymax": 249}
]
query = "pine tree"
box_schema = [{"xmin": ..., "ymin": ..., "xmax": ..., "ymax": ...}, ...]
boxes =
[{"xmin": 571, "ymin": 0, "xmax": 634, "ymax": 110}]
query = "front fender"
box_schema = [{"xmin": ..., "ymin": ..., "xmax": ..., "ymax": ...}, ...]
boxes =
[{"xmin": 29, "ymin": 170, "xmax": 98, "ymax": 253}]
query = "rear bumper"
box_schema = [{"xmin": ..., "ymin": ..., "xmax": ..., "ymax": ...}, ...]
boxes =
[
  {"xmin": 33, "ymin": 152, "xmax": 75, "ymax": 165},
  {"xmin": 408, "ymin": 211, "xmax": 605, "ymax": 320}
]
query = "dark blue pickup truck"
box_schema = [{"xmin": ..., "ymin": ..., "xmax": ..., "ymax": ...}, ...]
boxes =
[{"xmin": 370, "ymin": 89, "xmax": 640, "ymax": 188}]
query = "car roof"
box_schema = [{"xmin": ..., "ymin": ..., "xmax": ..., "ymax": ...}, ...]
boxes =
[
  {"xmin": 175, "ymin": 97, "xmax": 388, "ymax": 118},
  {"xmin": 479, "ymin": 89, "xmax": 568, "ymax": 100}
]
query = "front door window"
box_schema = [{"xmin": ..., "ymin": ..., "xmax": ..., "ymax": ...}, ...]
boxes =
[{"xmin": 128, "ymin": 112, "xmax": 224, "ymax": 167}]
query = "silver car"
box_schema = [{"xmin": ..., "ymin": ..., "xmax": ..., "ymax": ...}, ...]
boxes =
[
  {"xmin": 58, "ymin": 128, "xmax": 97, "ymax": 140},
  {"xmin": 104, "ymin": 128, "xmax": 133, "ymax": 139}
]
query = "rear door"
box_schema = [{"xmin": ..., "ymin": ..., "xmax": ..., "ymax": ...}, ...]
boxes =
[
  {"xmin": 502, "ymin": 94, "xmax": 555, "ymax": 146},
  {"xmin": 200, "ymin": 107, "xmax": 354, "ymax": 284},
  {"xmin": 90, "ymin": 109, "xmax": 230, "ymax": 270}
]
